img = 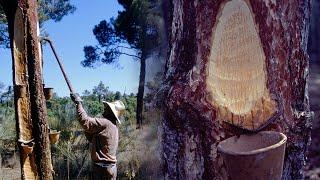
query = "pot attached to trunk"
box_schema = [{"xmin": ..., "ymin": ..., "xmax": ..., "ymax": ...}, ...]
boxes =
[
  {"xmin": 218, "ymin": 131, "xmax": 287, "ymax": 180},
  {"xmin": 49, "ymin": 130, "xmax": 61, "ymax": 145},
  {"xmin": 43, "ymin": 87, "xmax": 54, "ymax": 100}
]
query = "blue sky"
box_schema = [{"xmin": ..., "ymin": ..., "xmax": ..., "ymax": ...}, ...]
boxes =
[{"xmin": 0, "ymin": 0, "xmax": 140, "ymax": 97}]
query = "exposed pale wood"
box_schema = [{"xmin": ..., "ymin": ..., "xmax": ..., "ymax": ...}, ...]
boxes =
[
  {"xmin": 207, "ymin": 0, "xmax": 276, "ymax": 131},
  {"xmin": 12, "ymin": 7, "xmax": 38, "ymax": 180},
  {"xmin": 162, "ymin": 0, "xmax": 311, "ymax": 179}
]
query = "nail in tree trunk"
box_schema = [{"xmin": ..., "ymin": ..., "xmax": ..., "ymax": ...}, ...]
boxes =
[
  {"xmin": 4, "ymin": 0, "xmax": 53, "ymax": 179},
  {"xmin": 161, "ymin": 0, "xmax": 311, "ymax": 179}
]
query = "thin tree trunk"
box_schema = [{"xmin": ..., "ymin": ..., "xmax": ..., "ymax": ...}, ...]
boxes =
[
  {"xmin": 161, "ymin": 0, "xmax": 311, "ymax": 179},
  {"xmin": 136, "ymin": 52, "xmax": 146, "ymax": 128},
  {"xmin": 67, "ymin": 141, "xmax": 70, "ymax": 180}
]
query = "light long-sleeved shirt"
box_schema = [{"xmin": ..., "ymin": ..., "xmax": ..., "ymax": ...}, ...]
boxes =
[{"xmin": 76, "ymin": 103, "xmax": 118, "ymax": 164}]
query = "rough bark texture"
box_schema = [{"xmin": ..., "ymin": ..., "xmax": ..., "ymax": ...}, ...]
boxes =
[
  {"xmin": 4, "ymin": 1, "xmax": 38, "ymax": 179},
  {"xmin": 5, "ymin": 0, "xmax": 53, "ymax": 179},
  {"xmin": 161, "ymin": 0, "xmax": 311, "ymax": 179},
  {"xmin": 24, "ymin": 0, "xmax": 53, "ymax": 179}
]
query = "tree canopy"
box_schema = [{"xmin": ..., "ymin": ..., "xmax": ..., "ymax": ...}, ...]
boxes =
[
  {"xmin": 0, "ymin": 0, "xmax": 75, "ymax": 48},
  {"xmin": 81, "ymin": 0, "xmax": 164, "ymax": 67}
]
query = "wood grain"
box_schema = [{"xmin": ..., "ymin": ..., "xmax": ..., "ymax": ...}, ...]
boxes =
[{"xmin": 207, "ymin": 0, "xmax": 277, "ymax": 131}]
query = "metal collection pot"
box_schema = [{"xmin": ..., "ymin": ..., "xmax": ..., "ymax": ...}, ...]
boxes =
[
  {"xmin": 49, "ymin": 130, "xmax": 61, "ymax": 145},
  {"xmin": 218, "ymin": 131, "xmax": 287, "ymax": 180},
  {"xmin": 43, "ymin": 87, "xmax": 54, "ymax": 100}
]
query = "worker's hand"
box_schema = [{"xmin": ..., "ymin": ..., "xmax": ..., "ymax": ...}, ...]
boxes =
[{"xmin": 70, "ymin": 93, "xmax": 83, "ymax": 104}]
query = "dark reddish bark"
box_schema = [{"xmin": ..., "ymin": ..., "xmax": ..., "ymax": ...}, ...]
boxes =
[{"xmin": 161, "ymin": 0, "xmax": 311, "ymax": 179}]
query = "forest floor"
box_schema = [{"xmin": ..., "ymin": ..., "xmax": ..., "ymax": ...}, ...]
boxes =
[{"xmin": 306, "ymin": 61, "xmax": 320, "ymax": 179}]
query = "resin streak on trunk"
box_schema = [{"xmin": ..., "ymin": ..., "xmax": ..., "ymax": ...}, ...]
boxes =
[{"xmin": 207, "ymin": 0, "xmax": 277, "ymax": 131}]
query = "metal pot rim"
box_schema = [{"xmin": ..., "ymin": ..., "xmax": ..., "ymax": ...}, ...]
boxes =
[{"xmin": 217, "ymin": 131, "xmax": 287, "ymax": 155}]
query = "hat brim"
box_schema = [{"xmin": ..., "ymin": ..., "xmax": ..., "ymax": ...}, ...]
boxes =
[{"xmin": 103, "ymin": 101, "xmax": 122, "ymax": 124}]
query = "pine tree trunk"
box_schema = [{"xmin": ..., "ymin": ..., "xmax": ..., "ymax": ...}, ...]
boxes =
[
  {"xmin": 24, "ymin": 0, "xmax": 53, "ymax": 178},
  {"xmin": 136, "ymin": 52, "xmax": 146, "ymax": 128},
  {"xmin": 6, "ymin": 3, "xmax": 38, "ymax": 180},
  {"xmin": 4, "ymin": 0, "xmax": 53, "ymax": 179},
  {"xmin": 161, "ymin": 0, "xmax": 311, "ymax": 179}
]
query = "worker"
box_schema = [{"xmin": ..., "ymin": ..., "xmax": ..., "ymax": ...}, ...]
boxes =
[{"xmin": 70, "ymin": 93, "xmax": 125, "ymax": 180}]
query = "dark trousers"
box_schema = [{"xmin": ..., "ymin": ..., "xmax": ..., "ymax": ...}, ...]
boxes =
[{"xmin": 91, "ymin": 163, "xmax": 117, "ymax": 180}]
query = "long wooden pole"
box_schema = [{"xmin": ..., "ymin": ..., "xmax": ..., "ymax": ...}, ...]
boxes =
[{"xmin": 40, "ymin": 37, "xmax": 75, "ymax": 94}]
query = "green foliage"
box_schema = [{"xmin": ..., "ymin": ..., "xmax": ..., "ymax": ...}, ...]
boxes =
[
  {"xmin": 0, "ymin": 0, "xmax": 76, "ymax": 48},
  {"xmin": 82, "ymin": 0, "xmax": 164, "ymax": 67},
  {"xmin": 0, "ymin": 81, "xmax": 154, "ymax": 179},
  {"xmin": 37, "ymin": 0, "xmax": 76, "ymax": 24},
  {"xmin": 92, "ymin": 81, "xmax": 109, "ymax": 102},
  {"xmin": 0, "ymin": 106, "xmax": 15, "ymax": 141}
]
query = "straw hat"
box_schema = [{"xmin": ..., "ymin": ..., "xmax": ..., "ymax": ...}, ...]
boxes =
[{"xmin": 102, "ymin": 100, "xmax": 126, "ymax": 124}]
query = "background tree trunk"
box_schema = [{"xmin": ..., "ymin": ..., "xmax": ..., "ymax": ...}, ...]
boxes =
[
  {"xmin": 136, "ymin": 52, "xmax": 146, "ymax": 128},
  {"xmin": 308, "ymin": 0, "xmax": 320, "ymax": 170},
  {"xmin": 161, "ymin": 0, "xmax": 311, "ymax": 179},
  {"xmin": 308, "ymin": 0, "xmax": 320, "ymax": 63}
]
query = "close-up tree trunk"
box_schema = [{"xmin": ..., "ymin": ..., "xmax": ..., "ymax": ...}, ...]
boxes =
[
  {"xmin": 3, "ymin": 0, "xmax": 53, "ymax": 179},
  {"xmin": 161, "ymin": 0, "xmax": 311, "ymax": 179}
]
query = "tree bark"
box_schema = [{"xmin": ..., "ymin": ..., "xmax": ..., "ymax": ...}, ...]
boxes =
[
  {"xmin": 24, "ymin": 1, "xmax": 53, "ymax": 179},
  {"xmin": 136, "ymin": 52, "xmax": 146, "ymax": 128},
  {"xmin": 3, "ymin": 1, "xmax": 38, "ymax": 179},
  {"xmin": 161, "ymin": 0, "xmax": 311, "ymax": 179},
  {"xmin": 4, "ymin": 0, "xmax": 53, "ymax": 179}
]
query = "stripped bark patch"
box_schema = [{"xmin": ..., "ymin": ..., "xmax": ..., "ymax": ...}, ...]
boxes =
[
  {"xmin": 207, "ymin": 0, "xmax": 277, "ymax": 131},
  {"xmin": 13, "ymin": 7, "xmax": 38, "ymax": 179}
]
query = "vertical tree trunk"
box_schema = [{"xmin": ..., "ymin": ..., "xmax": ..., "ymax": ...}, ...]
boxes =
[
  {"xmin": 161, "ymin": 0, "xmax": 311, "ymax": 179},
  {"xmin": 3, "ymin": 1, "xmax": 38, "ymax": 179},
  {"xmin": 136, "ymin": 52, "xmax": 146, "ymax": 128},
  {"xmin": 24, "ymin": 1, "xmax": 53, "ymax": 179},
  {"xmin": 4, "ymin": 0, "xmax": 53, "ymax": 179}
]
